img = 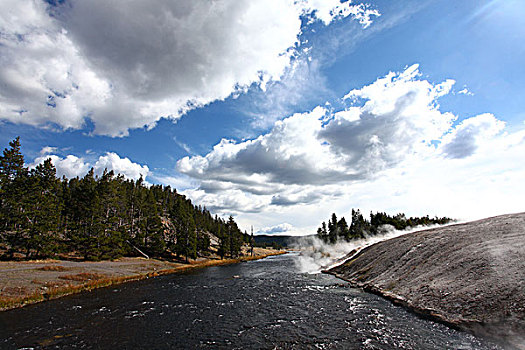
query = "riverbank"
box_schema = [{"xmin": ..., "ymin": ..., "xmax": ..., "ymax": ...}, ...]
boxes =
[
  {"xmin": 327, "ymin": 212, "xmax": 525, "ymax": 349},
  {"xmin": 0, "ymin": 248, "xmax": 286, "ymax": 311}
]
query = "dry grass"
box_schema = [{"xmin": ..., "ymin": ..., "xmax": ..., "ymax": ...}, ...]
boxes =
[
  {"xmin": 37, "ymin": 265, "xmax": 70, "ymax": 272},
  {"xmin": 59, "ymin": 273, "xmax": 106, "ymax": 282}
]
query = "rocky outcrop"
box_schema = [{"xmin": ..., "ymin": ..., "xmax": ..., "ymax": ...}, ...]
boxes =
[{"xmin": 327, "ymin": 213, "xmax": 525, "ymax": 349}]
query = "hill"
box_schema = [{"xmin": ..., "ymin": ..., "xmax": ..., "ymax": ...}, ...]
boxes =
[
  {"xmin": 327, "ymin": 213, "xmax": 525, "ymax": 349},
  {"xmin": 253, "ymin": 235, "xmax": 293, "ymax": 248}
]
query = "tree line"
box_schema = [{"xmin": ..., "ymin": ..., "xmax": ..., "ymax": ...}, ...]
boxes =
[
  {"xmin": 0, "ymin": 138, "xmax": 249, "ymax": 261},
  {"xmin": 317, "ymin": 209, "xmax": 452, "ymax": 244}
]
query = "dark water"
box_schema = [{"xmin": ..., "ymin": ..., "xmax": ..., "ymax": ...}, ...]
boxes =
[{"xmin": 0, "ymin": 253, "xmax": 503, "ymax": 349}]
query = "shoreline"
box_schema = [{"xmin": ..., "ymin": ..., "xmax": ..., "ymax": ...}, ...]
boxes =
[
  {"xmin": 324, "ymin": 269, "xmax": 471, "ymax": 330},
  {"xmin": 0, "ymin": 250, "xmax": 287, "ymax": 312},
  {"xmin": 324, "ymin": 270, "xmax": 515, "ymax": 349}
]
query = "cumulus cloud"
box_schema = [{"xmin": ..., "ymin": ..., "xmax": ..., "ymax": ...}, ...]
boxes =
[
  {"xmin": 323, "ymin": 64, "xmax": 456, "ymax": 174},
  {"xmin": 270, "ymin": 192, "xmax": 322, "ymax": 206},
  {"xmin": 0, "ymin": 0, "xmax": 379, "ymax": 136},
  {"xmin": 183, "ymin": 188, "xmax": 267, "ymax": 215},
  {"xmin": 176, "ymin": 64, "xmax": 525, "ymax": 218},
  {"xmin": 257, "ymin": 223, "xmax": 294, "ymax": 235},
  {"xmin": 0, "ymin": 0, "xmax": 110, "ymax": 131},
  {"xmin": 32, "ymin": 150, "xmax": 149, "ymax": 180},
  {"xmin": 93, "ymin": 152, "xmax": 150, "ymax": 180},
  {"xmin": 177, "ymin": 106, "xmax": 343, "ymax": 186},
  {"xmin": 177, "ymin": 65, "xmax": 456, "ymax": 189},
  {"xmin": 32, "ymin": 154, "xmax": 91, "ymax": 179},
  {"xmin": 441, "ymin": 113, "xmax": 505, "ymax": 159}
]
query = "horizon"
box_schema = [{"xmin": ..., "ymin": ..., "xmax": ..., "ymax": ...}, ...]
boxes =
[{"xmin": 1, "ymin": 0, "xmax": 524, "ymax": 236}]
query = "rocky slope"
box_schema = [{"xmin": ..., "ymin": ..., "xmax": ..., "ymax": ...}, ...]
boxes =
[{"xmin": 327, "ymin": 212, "xmax": 525, "ymax": 349}]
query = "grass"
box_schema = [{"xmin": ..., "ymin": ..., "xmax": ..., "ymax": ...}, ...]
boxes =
[
  {"xmin": 0, "ymin": 251, "xmax": 287, "ymax": 311},
  {"xmin": 37, "ymin": 265, "xmax": 70, "ymax": 272},
  {"xmin": 59, "ymin": 273, "xmax": 107, "ymax": 281}
]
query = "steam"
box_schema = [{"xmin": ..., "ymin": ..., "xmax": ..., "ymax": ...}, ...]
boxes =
[{"xmin": 291, "ymin": 224, "xmax": 455, "ymax": 274}]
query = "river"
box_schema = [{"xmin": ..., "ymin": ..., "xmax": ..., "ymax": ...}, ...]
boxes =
[{"xmin": 0, "ymin": 253, "xmax": 502, "ymax": 349}]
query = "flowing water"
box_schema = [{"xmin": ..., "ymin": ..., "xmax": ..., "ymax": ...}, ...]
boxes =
[{"xmin": 0, "ymin": 253, "xmax": 502, "ymax": 349}]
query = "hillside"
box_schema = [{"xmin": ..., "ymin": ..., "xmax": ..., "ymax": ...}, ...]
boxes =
[
  {"xmin": 253, "ymin": 235, "xmax": 295, "ymax": 248},
  {"xmin": 327, "ymin": 213, "xmax": 525, "ymax": 349}
]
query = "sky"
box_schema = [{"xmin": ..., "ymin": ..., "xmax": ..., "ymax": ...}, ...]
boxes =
[{"xmin": 1, "ymin": 0, "xmax": 524, "ymax": 236}]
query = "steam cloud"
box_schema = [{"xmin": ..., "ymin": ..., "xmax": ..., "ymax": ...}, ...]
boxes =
[{"xmin": 292, "ymin": 224, "xmax": 458, "ymax": 274}]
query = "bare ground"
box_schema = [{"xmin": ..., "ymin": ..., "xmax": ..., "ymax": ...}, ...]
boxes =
[
  {"xmin": 0, "ymin": 247, "xmax": 285, "ymax": 311},
  {"xmin": 327, "ymin": 212, "xmax": 525, "ymax": 349}
]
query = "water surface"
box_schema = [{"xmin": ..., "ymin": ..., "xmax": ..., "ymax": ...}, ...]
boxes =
[{"xmin": 0, "ymin": 253, "xmax": 502, "ymax": 349}]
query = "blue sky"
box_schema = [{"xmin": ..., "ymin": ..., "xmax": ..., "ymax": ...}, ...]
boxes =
[{"xmin": 1, "ymin": 0, "xmax": 524, "ymax": 235}]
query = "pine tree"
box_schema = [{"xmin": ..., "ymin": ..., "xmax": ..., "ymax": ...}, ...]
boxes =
[
  {"xmin": 328, "ymin": 213, "xmax": 338, "ymax": 244},
  {"xmin": 25, "ymin": 159, "xmax": 61, "ymax": 258},
  {"xmin": 172, "ymin": 198, "xmax": 197, "ymax": 261},
  {"xmin": 196, "ymin": 231, "xmax": 210, "ymax": 255},
  {"xmin": 227, "ymin": 216, "xmax": 242, "ymax": 258},
  {"xmin": 0, "ymin": 137, "xmax": 28, "ymax": 257},
  {"xmin": 349, "ymin": 209, "xmax": 368, "ymax": 239},
  {"xmin": 69, "ymin": 168, "xmax": 101, "ymax": 260},
  {"xmin": 318, "ymin": 221, "xmax": 328, "ymax": 242},
  {"xmin": 217, "ymin": 225, "xmax": 229, "ymax": 259},
  {"xmin": 0, "ymin": 137, "xmax": 25, "ymax": 184},
  {"xmin": 337, "ymin": 217, "xmax": 349, "ymax": 241},
  {"xmin": 143, "ymin": 190, "xmax": 165, "ymax": 256}
]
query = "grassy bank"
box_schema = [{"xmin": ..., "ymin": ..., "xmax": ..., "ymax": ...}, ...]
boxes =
[{"xmin": 0, "ymin": 250, "xmax": 287, "ymax": 311}]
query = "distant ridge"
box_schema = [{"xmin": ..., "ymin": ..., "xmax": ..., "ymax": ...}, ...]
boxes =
[{"xmin": 253, "ymin": 235, "xmax": 292, "ymax": 248}]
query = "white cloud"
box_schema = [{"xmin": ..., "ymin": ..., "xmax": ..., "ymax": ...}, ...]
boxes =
[
  {"xmin": 176, "ymin": 65, "xmax": 525, "ymax": 232},
  {"xmin": 177, "ymin": 106, "xmax": 342, "ymax": 187},
  {"xmin": 0, "ymin": 0, "xmax": 379, "ymax": 137},
  {"xmin": 441, "ymin": 113, "xmax": 505, "ymax": 159},
  {"xmin": 39, "ymin": 146, "xmax": 58, "ymax": 155},
  {"xmin": 183, "ymin": 188, "xmax": 267, "ymax": 216},
  {"xmin": 0, "ymin": 0, "xmax": 110, "ymax": 131},
  {"xmin": 32, "ymin": 150, "xmax": 149, "ymax": 181},
  {"xmin": 178, "ymin": 65, "xmax": 457, "ymax": 191},
  {"xmin": 150, "ymin": 173, "xmax": 199, "ymax": 192},
  {"xmin": 32, "ymin": 154, "xmax": 91, "ymax": 179},
  {"xmin": 457, "ymin": 87, "xmax": 474, "ymax": 96},
  {"xmin": 93, "ymin": 153, "xmax": 149, "ymax": 180},
  {"xmin": 257, "ymin": 223, "xmax": 293, "ymax": 235},
  {"xmin": 301, "ymin": 0, "xmax": 380, "ymax": 27}
]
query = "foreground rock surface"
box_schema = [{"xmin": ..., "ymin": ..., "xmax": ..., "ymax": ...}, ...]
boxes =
[{"xmin": 328, "ymin": 212, "xmax": 525, "ymax": 348}]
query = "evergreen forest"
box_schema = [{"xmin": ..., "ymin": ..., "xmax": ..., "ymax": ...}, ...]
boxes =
[
  {"xmin": 317, "ymin": 209, "xmax": 452, "ymax": 244},
  {"xmin": 0, "ymin": 138, "xmax": 250, "ymax": 261}
]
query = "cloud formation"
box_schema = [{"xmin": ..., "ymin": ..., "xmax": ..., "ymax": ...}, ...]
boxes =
[
  {"xmin": 178, "ymin": 65, "xmax": 455, "ymax": 188},
  {"xmin": 32, "ymin": 150, "xmax": 149, "ymax": 180},
  {"xmin": 257, "ymin": 223, "xmax": 294, "ymax": 235},
  {"xmin": 0, "ymin": 0, "xmax": 379, "ymax": 136},
  {"xmin": 441, "ymin": 113, "xmax": 505, "ymax": 159},
  {"xmin": 177, "ymin": 65, "xmax": 525, "ymax": 218}
]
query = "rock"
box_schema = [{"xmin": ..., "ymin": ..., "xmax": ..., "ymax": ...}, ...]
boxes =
[{"xmin": 327, "ymin": 212, "xmax": 525, "ymax": 349}]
